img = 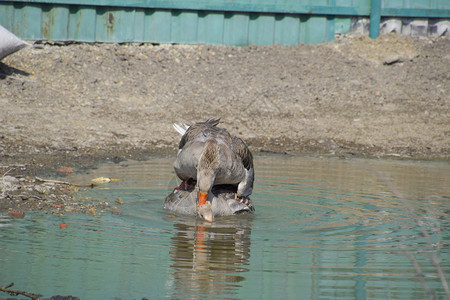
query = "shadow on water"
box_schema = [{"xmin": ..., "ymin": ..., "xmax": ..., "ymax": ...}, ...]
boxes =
[{"xmin": 167, "ymin": 215, "xmax": 253, "ymax": 299}]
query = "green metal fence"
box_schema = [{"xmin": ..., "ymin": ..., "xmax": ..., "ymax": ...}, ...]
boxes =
[{"xmin": 1, "ymin": 0, "xmax": 449, "ymax": 45}]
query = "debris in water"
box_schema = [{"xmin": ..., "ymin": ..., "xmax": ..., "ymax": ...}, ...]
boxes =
[
  {"xmin": 8, "ymin": 210, "xmax": 25, "ymax": 218},
  {"xmin": 91, "ymin": 177, "xmax": 112, "ymax": 183},
  {"xmin": 115, "ymin": 197, "xmax": 124, "ymax": 205},
  {"xmin": 57, "ymin": 166, "xmax": 74, "ymax": 174}
]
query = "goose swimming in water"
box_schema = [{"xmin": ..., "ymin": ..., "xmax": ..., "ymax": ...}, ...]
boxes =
[
  {"xmin": 164, "ymin": 184, "xmax": 254, "ymax": 220},
  {"xmin": 170, "ymin": 118, "xmax": 254, "ymax": 222}
]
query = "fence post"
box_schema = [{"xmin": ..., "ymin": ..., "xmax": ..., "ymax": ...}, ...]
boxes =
[{"xmin": 369, "ymin": 0, "xmax": 381, "ymax": 38}]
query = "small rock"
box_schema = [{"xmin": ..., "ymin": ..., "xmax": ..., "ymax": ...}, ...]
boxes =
[
  {"xmin": 383, "ymin": 55, "xmax": 402, "ymax": 65},
  {"xmin": 380, "ymin": 19, "xmax": 402, "ymax": 34},
  {"xmin": 34, "ymin": 184, "xmax": 50, "ymax": 194},
  {"xmin": 1, "ymin": 176, "xmax": 20, "ymax": 192}
]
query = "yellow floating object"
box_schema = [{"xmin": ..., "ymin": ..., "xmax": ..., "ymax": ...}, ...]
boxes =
[{"xmin": 91, "ymin": 177, "xmax": 112, "ymax": 183}]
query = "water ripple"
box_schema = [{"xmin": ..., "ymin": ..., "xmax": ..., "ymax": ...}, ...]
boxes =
[{"xmin": 1, "ymin": 156, "xmax": 448, "ymax": 299}]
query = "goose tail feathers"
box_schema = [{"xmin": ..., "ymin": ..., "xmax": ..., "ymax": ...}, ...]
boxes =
[{"xmin": 173, "ymin": 123, "xmax": 190, "ymax": 135}]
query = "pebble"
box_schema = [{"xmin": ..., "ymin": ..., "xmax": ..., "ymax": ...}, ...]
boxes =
[
  {"xmin": 34, "ymin": 184, "xmax": 50, "ymax": 194},
  {"xmin": 1, "ymin": 176, "xmax": 20, "ymax": 192}
]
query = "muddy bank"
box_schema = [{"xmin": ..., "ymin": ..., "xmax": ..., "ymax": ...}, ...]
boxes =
[
  {"xmin": 0, "ymin": 34, "xmax": 449, "ymax": 213},
  {"xmin": 0, "ymin": 172, "xmax": 123, "ymax": 215}
]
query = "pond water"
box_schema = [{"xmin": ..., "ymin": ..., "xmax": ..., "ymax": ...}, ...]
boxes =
[{"xmin": 1, "ymin": 155, "xmax": 449, "ymax": 299}]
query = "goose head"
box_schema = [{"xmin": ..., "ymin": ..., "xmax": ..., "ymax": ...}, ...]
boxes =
[
  {"xmin": 197, "ymin": 201, "xmax": 213, "ymax": 222},
  {"xmin": 196, "ymin": 140, "xmax": 220, "ymax": 222}
]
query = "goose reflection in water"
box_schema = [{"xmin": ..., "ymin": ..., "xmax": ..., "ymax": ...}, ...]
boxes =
[{"xmin": 167, "ymin": 216, "xmax": 253, "ymax": 299}]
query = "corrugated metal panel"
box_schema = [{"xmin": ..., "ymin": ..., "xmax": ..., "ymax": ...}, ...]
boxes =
[
  {"xmin": 146, "ymin": 10, "xmax": 172, "ymax": 43},
  {"xmin": 273, "ymin": 15, "xmax": 300, "ymax": 45},
  {"xmin": 197, "ymin": 11, "xmax": 224, "ymax": 45},
  {"xmin": 0, "ymin": 3, "xmax": 14, "ymax": 34},
  {"xmin": 0, "ymin": 0, "xmax": 449, "ymax": 45},
  {"xmin": 5, "ymin": 0, "xmax": 370, "ymax": 15},
  {"xmin": 42, "ymin": 5, "xmax": 69, "ymax": 40},
  {"xmin": 223, "ymin": 13, "xmax": 249, "ymax": 46},
  {"xmin": 171, "ymin": 11, "xmax": 198, "ymax": 44},
  {"xmin": 68, "ymin": 6, "xmax": 96, "ymax": 42},
  {"xmin": 14, "ymin": 3, "xmax": 42, "ymax": 40}
]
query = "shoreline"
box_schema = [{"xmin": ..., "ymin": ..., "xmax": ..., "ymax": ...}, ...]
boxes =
[{"xmin": 1, "ymin": 34, "xmax": 449, "ymax": 213}]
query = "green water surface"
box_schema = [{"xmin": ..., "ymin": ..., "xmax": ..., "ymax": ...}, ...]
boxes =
[{"xmin": 1, "ymin": 155, "xmax": 449, "ymax": 299}]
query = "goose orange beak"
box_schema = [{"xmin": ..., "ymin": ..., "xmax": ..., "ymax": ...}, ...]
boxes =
[
  {"xmin": 197, "ymin": 192, "xmax": 213, "ymax": 222},
  {"xmin": 198, "ymin": 191, "xmax": 208, "ymax": 206}
]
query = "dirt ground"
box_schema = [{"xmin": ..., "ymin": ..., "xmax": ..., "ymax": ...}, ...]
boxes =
[{"xmin": 0, "ymin": 33, "xmax": 449, "ymax": 213}]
